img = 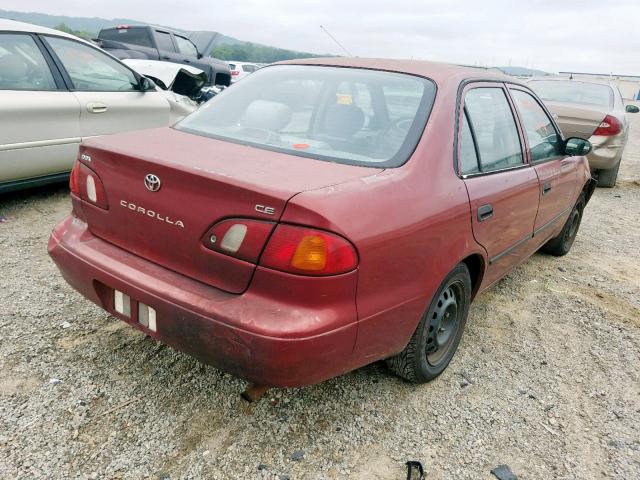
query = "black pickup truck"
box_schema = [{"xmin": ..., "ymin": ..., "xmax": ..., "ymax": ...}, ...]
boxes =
[{"xmin": 96, "ymin": 25, "xmax": 231, "ymax": 87}]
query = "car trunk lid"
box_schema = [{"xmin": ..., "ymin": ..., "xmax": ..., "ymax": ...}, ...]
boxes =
[
  {"xmin": 77, "ymin": 127, "xmax": 382, "ymax": 293},
  {"xmin": 543, "ymin": 100, "xmax": 608, "ymax": 139}
]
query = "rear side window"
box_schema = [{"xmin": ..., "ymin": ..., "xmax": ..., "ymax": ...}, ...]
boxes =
[
  {"xmin": 99, "ymin": 28, "xmax": 153, "ymax": 48},
  {"xmin": 242, "ymin": 64, "xmax": 257, "ymax": 73},
  {"xmin": 0, "ymin": 33, "xmax": 57, "ymax": 91},
  {"xmin": 459, "ymin": 111, "xmax": 480, "ymax": 174},
  {"xmin": 510, "ymin": 89, "xmax": 563, "ymax": 162},
  {"xmin": 176, "ymin": 65, "xmax": 436, "ymax": 168},
  {"xmin": 175, "ymin": 35, "xmax": 198, "ymax": 56},
  {"xmin": 464, "ymin": 87, "xmax": 523, "ymax": 172},
  {"xmin": 155, "ymin": 31, "xmax": 175, "ymax": 52}
]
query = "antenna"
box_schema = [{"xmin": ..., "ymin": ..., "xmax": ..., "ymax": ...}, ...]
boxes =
[{"xmin": 319, "ymin": 25, "xmax": 353, "ymax": 57}]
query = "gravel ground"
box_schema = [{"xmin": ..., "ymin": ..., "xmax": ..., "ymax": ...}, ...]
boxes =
[{"xmin": 1, "ymin": 113, "xmax": 640, "ymax": 480}]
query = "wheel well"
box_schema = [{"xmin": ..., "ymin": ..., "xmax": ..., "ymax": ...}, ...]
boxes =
[{"xmin": 461, "ymin": 254, "xmax": 484, "ymax": 299}]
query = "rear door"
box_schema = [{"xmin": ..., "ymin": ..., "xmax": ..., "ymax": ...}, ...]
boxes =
[
  {"xmin": 508, "ymin": 87, "xmax": 577, "ymax": 235},
  {"xmin": 458, "ymin": 83, "xmax": 539, "ymax": 284},
  {"xmin": 41, "ymin": 34, "xmax": 170, "ymax": 138},
  {"xmin": 0, "ymin": 32, "xmax": 80, "ymax": 186}
]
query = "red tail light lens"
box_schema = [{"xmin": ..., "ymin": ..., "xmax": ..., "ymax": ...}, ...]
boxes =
[
  {"xmin": 260, "ymin": 225, "xmax": 358, "ymax": 276},
  {"xmin": 76, "ymin": 163, "xmax": 109, "ymax": 210},
  {"xmin": 593, "ymin": 115, "xmax": 622, "ymax": 136},
  {"xmin": 231, "ymin": 70, "xmax": 240, "ymax": 76},
  {"xmin": 202, "ymin": 219, "xmax": 275, "ymax": 263},
  {"xmin": 69, "ymin": 161, "xmax": 81, "ymax": 196}
]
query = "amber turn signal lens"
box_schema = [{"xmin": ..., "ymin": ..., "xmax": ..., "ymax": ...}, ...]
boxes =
[
  {"xmin": 291, "ymin": 235, "xmax": 327, "ymax": 271},
  {"xmin": 260, "ymin": 225, "xmax": 358, "ymax": 276}
]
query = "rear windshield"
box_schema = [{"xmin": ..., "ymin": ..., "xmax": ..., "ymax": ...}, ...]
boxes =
[
  {"xmin": 529, "ymin": 80, "xmax": 613, "ymax": 108},
  {"xmin": 175, "ymin": 65, "xmax": 436, "ymax": 167},
  {"xmin": 99, "ymin": 28, "xmax": 153, "ymax": 48}
]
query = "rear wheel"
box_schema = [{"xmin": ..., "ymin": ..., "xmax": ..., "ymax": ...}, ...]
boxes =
[
  {"xmin": 386, "ymin": 264, "xmax": 471, "ymax": 383},
  {"xmin": 542, "ymin": 194, "xmax": 585, "ymax": 256},
  {"xmin": 597, "ymin": 160, "xmax": 621, "ymax": 188}
]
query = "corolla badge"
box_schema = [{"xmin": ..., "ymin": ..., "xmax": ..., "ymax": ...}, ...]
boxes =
[{"xmin": 144, "ymin": 174, "xmax": 161, "ymax": 192}]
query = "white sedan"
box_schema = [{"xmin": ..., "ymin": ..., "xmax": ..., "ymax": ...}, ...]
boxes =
[{"xmin": 0, "ymin": 19, "xmax": 196, "ymax": 193}]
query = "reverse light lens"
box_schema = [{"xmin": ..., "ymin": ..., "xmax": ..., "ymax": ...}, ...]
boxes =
[
  {"xmin": 86, "ymin": 175, "xmax": 97, "ymax": 202},
  {"xmin": 593, "ymin": 114, "xmax": 622, "ymax": 136},
  {"xmin": 260, "ymin": 225, "xmax": 358, "ymax": 276},
  {"xmin": 220, "ymin": 224, "xmax": 248, "ymax": 253}
]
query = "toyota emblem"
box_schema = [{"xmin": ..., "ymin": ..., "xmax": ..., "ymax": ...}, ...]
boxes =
[{"xmin": 144, "ymin": 174, "xmax": 161, "ymax": 192}]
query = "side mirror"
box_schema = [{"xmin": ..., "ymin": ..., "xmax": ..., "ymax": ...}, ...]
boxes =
[
  {"xmin": 138, "ymin": 76, "xmax": 156, "ymax": 92},
  {"xmin": 625, "ymin": 104, "xmax": 639, "ymax": 113},
  {"xmin": 564, "ymin": 137, "xmax": 592, "ymax": 156},
  {"xmin": 197, "ymin": 52, "xmax": 203, "ymax": 59}
]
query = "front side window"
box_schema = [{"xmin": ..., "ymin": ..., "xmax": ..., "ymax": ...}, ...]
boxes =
[
  {"xmin": 175, "ymin": 35, "xmax": 198, "ymax": 56},
  {"xmin": 0, "ymin": 33, "xmax": 56, "ymax": 90},
  {"xmin": 511, "ymin": 89, "xmax": 563, "ymax": 162},
  {"xmin": 45, "ymin": 36, "xmax": 138, "ymax": 92},
  {"xmin": 464, "ymin": 87, "xmax": 523, "ymax": 172},
  {"xmin": 155, "ymin": 31, "xmax": 175, "ymax": 52},
  {"xmin": 176, "ymin": 65, "xmax": 436, "ymax": 167}
]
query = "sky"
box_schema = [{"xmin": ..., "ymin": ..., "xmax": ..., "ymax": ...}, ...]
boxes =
[{"xmin": 4, "ymin": 0, "xmax": 640, "ymax": 75}]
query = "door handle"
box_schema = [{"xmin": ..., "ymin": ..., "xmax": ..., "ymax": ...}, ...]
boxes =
[
  {"xmin": 86, "ymin": 102, "xmax": 108, "ymax": 114},
  {"xmin": 542, "ymin": 182, "xmax": 552, "ymax": 195},
  {"xmin": 477, "ymin": 204, "xmax": 493, "ymax": 222},
  {"xmin": 161, "ymin": 55, "xmax": 171, "ymax": 60}
]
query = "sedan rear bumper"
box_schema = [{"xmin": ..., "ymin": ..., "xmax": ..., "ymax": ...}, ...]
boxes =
[
  {"xmin": 587, "ymin": 134, "xmax": 625, "ymax": 170},
  {"xmin": 48, "ymin": 215, "xmax": 359, "ymax": 387}
]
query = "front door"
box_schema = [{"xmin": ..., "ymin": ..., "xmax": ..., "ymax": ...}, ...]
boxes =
[
  {"xmin": 41, "ymin": 34, "xmax": 169, "ymax": 138},
  {"xmin": 508, "ymin": 87, "xmax": 577, "ymax": 236},
  {"xmin": 0, "ymin": 32, "xmax": 80, "ymax": 186},
  {"xmin": 458, "ymin": 84, "xmax": 539, "ymax": 286}
]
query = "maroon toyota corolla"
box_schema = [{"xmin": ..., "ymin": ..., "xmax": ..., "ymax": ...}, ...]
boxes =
[{"xmin": 49, "ymin": 58, "xmax": 596, "ymax": 388}]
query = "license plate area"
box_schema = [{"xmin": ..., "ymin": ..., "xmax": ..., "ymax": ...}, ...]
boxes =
[{"xmin": 112, "ymin": 287, "xmax": 157, "ymax": 332}]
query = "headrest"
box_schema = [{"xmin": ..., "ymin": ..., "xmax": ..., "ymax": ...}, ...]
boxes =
[
  {"xmin": 324, "ymin": 104, "xmax": 365, "ymax": 137},
  {"xmin": 241, "ymin": 100, "xmax": 292, "ymax": 131},
  {"xmin": 0, "ymin": 54, "xmax": 28, "ymax": 81}
]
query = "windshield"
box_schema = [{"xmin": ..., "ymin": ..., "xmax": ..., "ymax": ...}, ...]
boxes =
[
  {"xmin": 176, "ymin": 65, "xmax": 436, "ymax": 167},
  {"xmin": 529, "ymin": 80, "xmax": 613, "ymax": 108}
]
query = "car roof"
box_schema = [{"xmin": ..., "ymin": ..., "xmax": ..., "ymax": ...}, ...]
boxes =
[
  {"xmin": 527, "ymin": 77, "xmax": 614, "ymax": 88},
  {"xmin": 275, "ymin": 57, "xmax": 519, "ymax": 85},
  {"xmin": 0, "ymin": 18, "xmax": 79, "ymax": 38}
]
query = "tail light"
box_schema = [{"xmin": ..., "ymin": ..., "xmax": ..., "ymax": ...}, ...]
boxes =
[
  {"xmin": 202, "ymin": 221, "xmax": 358, "ymax": 276},
  {"xmin": 260, "ymin": 225, "xmax": 358, "ymax": 276},
  {"xmin": 202, "ymin": 219, "xmax": 275, "ymax": 262},
  {"xmin": 231, "ymin": 70, "xmax": 240, "ymax": 76},
  {"xmin": 593, "ymin": 115, "xmax": 622, "ymax": 136},
  {"xmin": 69, "ymin": 161, "xmax": 81, "ymax": 196},
  {"xmin": 74, "ymin": 162, "xmax": 109, "ymax": 209}
]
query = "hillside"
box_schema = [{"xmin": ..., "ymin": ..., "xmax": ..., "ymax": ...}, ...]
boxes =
[{"xmin": 0, "ymin": 9, "xmax": 328, "ymax": 62}]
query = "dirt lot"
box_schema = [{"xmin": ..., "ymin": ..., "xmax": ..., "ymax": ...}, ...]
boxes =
[{"xmin": 1, "ymin": 113, "xmax": 639, "ymax": 480}]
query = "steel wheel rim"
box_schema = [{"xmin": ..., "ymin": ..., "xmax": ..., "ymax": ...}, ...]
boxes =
[
  {"xmin": 563, "ymin": 209, "xmax": 580, "ymax": 249},
  {"xmin": 426, "ymin": 282, "xmax": 463, "ymax": 366}
]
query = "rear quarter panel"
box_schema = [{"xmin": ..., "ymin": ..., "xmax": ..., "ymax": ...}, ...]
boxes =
[{"xmin": 281, "ymin": 77, "xmax": 485, "ymax": 364}]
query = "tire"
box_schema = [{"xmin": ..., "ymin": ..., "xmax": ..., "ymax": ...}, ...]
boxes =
[
  {"xmin": 597, "ymin": 160, "xmax": 621, "ymax": 188},
  {"xmin": 386, "ymin": 263, "xmax": 472, "ymax": 383},
  {"xmin": 542, "ymin": 194, "xmax": 585, "ymax": 256}
]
